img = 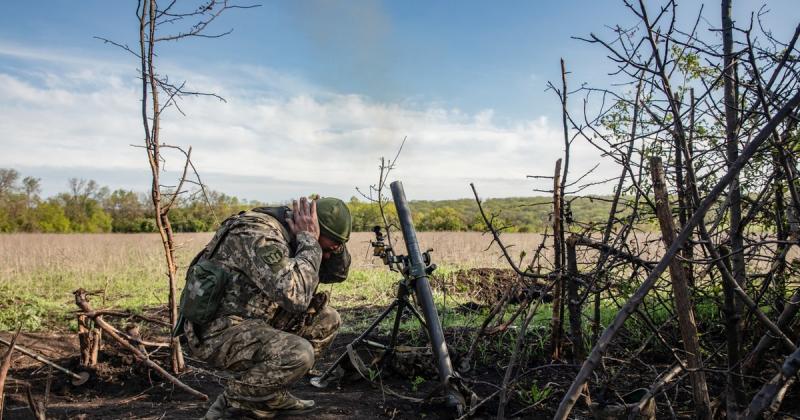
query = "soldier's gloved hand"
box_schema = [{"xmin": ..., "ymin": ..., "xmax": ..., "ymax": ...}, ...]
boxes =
[{"xmin": 286, "ymin": 196, "xmax": 320, "ymax": 240}]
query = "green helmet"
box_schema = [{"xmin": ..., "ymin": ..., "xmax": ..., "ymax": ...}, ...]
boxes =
[{"xmin": 317, "ymin": 197, "xmax": 351, "ymax": 243}]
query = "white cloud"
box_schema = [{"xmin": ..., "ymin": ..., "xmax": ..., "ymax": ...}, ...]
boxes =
[{"xmin": 0, "ymin": 45, "xmax": 617, "ymax": 200}]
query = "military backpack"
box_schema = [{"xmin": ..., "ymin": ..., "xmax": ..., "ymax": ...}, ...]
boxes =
[{"xmin": 172, "ymin": 214, "xmax": 241, "ymax": 336}]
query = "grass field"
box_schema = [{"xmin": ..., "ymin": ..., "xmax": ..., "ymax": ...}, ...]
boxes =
[
  {"xmin": 0, "ymin": 232, "xmax": 548, "ymax": 331},
  {"xmin": 4, "ymin": 231, "xmax": 793, "ymax": 334}
]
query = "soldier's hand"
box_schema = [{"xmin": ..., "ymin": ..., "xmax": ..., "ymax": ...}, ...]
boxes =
[{"xmin": 286, "ymin": 196, "xmax": 320, "ymax": 240}]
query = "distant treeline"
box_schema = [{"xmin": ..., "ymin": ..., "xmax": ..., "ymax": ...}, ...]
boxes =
[
  {"xmin": 0, "ymin": 168, "xmax": 260, "ymax": 233},
  {"xmin": 352, "ymin": 196, "xmax": 628, "ymax": 233},
  {"xmin": 0, "ymin": 168, "xmax": 621, "ymax": 233}
]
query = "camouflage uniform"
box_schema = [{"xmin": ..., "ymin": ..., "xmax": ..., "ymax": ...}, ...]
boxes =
[{"xmin": 183, "ymin": 208, "xmax": 350, "ymax": 407}]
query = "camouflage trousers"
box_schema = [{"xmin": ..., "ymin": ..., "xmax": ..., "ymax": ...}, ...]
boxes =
[{"xmin": 187, "ymin": 305, "xmax": 340, "ymax": 402}]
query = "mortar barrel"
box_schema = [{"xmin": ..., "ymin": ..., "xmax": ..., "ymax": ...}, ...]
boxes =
[{"xmin": 389, "ymin": 181, "xmax": 455, "ymax": 386}]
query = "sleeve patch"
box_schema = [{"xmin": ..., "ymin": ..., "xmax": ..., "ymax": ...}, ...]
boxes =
[{"xmin": 258, "ymin": 244, "xmax": 286, "ymax": 270}]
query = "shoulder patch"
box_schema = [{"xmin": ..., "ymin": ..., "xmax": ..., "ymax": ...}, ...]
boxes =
[
  {"xmin": 258, "ymin": 244, "xmax": 287, "ymax": 272},
  {"xmin": 258, "ymin": 244, "xmax": 283, "ymax": 264}
]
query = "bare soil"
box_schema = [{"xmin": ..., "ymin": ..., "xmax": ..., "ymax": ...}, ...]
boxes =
[
  {"xmin": 0, "ymin": 315, "xmax": 509, "ymax": 419},
  {"xmin": 2, "ymin": 289, "xmax": 798, "ymax": 419}
]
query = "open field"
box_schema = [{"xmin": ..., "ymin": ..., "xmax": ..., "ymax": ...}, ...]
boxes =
[
  {"xmin": 2, "ymin": 232, "xmax": 799, "ymax": 418},
  {"xmin": 0, "ymin": 232, "xmax": 550, "ymax": 331},
  {"xmin": 2, "ymin": 231, "xmax": 795, "ymax": 331},
  {"xmin": 0, "ymin": 232, "xmax": 571, "ymax": 419}
]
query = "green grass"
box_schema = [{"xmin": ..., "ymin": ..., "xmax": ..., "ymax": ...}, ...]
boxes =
[
  {"xmin": 0, "ymin": 262, "xmax": 481, "ymax": 334},
  {"xmin": 0, "ymin": 266, "xmax": 173, "ymax": 331},
  {"xmin": 329, "ymin": 264, "xmax": 479, "ymax": 335}
]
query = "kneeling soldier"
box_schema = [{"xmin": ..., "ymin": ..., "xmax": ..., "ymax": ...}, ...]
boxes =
[{"xmin": 175, "ymin": 196, "xmax": 351, "ymax": 419}]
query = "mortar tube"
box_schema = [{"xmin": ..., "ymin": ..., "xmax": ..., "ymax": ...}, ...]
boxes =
[{"xmin": 390, "ymin": 181, "xmax": 463, "ymax": 411}]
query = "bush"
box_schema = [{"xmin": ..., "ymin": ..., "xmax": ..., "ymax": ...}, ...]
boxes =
[{"xmin": 417, "ymin": 207, "xmax": 466, "ymax": 231}]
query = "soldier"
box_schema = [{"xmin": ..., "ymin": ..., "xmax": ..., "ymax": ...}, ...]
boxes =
[{"xmin": 175, "ymin": 196, "xmax": 351, "ymax": 419}]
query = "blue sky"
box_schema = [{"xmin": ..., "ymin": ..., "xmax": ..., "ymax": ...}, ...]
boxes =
[
  {"xmin": 2, "ymin": 1, "xmax": 625, "ymax": 120},
  {"xmin": 0, "ymin": 1, "xmax": 797, "ymax": 201}
]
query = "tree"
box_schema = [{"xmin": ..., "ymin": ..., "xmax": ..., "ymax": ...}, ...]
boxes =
[
  {"xmin": 19, "ymin": 176, "xmax": 42, "ymax": 231},
  {"xmin": 349, "ymin": 197, "xmax": 397, "ymax": 231},
  {"xmin": 0, "ymin": 169, "xmax": 19, "ymax": 197},
  {"xmin": 33, "ymin": 200, "xmax": 71, "ymax": 233},
  {"xmin": 98, "ymin": 0, "xmax": 258, "ymax": 373},
  {"xmin": 104, "ymin": 189, "xmax": 148, "ymax": 232},
  {"xmin": 57, "ymin": 178, "xmax": 112, "ymax": 233},
  {"xmin": 417, "ymin": 207, "xmax": 466, "ymax": 231}
]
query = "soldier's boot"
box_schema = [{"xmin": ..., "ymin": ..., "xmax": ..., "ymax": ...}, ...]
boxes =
[
  {"xmin": 203, "ymin": 392, "xmax": 315, "ymax": 419},
  {"xmin": 202, "ymin": 394, "xmax": 229, "ymax": 420},
  {"xmin": 227, "ymin": 391, "xmax": 315, "ymax": 419}
]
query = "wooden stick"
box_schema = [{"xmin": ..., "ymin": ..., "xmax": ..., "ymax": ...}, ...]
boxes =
[
  {"xmin": 743, "ymin": 287, "xmax": 800, "ymax": 371},
  {"xmin": 630, "ymin": 363, "xmax": 683, "ymax": 417},
  {"xmin": 743, "ymin": 344, "xmax": 800, "ymax": 419},
  {"xmin": 550, "ymin": 158, "xmax": 564, "ymax": 362},
  {"xmin": 566, "ymin": 236, "xmax": 584, "ymax": 361},
  {"xmin": 25, "ymin": 385, "xmax": 45, "ymax": 420},
  {"xmin": 572, "ymin": 236, "xmax": 655, "ymax": 270},
  {"xmin": 77, "ymin": 314, "xmax": 101, "ymax": 367},
  {"xmin": 78, "ymin": 310, "xmax": 172, "ymax": 328},
  {"xmin": 0, "ymin": 328, "xmax": 21, "ymax": 420},
  {"xmin": 0, "ymin": 337, "xmax": 88, "ymax": 386},
  {"xmin": 651, "ymin": 157, "xmax": 711, "ymax": 417},
  {"xmin": 73, "ymin": 289, "xmax": 207, "ymax": 401}
]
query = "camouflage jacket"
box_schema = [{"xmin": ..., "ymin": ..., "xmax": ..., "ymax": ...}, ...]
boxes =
[{"xmin": 200, "ymin": 208, "xmax": 350, "ymax": 326}]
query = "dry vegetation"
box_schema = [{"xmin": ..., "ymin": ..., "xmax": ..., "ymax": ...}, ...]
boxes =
[
  {"xmin": 0, "ymin": 231, "xmax": 550, "ymax": 331},
  {"xmin": 3, "ymin": 231, "xmax": 794, "ymax": 327},
  {"xmin": 0, "ymin": 231, "xmax": 545, "ymax": 279}
]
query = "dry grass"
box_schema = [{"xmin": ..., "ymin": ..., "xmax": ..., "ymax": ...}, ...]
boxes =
[
  {"xmin": 0, "ymin": 231, "xmax": 546, "ymax": 283},
  {"xmin": 7, "ymin": 230, "xmax": 784, "ymax": 331},
  {"xmin": 348, "ymin": 231, "xmax": 547, "ymax": 269},
  {"xmin": 0, "ymin": 232, "xmax": 546, "ymax": 330}
]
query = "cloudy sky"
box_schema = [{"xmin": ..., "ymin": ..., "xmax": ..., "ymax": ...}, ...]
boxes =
[{"xmin": 1, "ymin": 1, "xmax": 797, "ymax": 201}]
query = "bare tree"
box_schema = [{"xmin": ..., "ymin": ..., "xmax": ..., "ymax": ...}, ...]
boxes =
[
  {"xmin": 98, "ymin": 0, "xmax": 258, "ymax": 373},
  {"xmin": 466, "ymin": 0, "xmax": 800, "ymax": 417}
]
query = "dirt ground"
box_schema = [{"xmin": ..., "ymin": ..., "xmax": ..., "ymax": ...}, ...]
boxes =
[
  {"xmin": 1, "ymin": 306, "xmax": 550, "ymax": 420},
  {"xmin": 2, "ymin": 268, "xmax": 798, "ymax": 419},
  {"xmin": 0, "ymin": 268, "xmax": 561, "ymax": 419},
  {"xmin": 431, "ymin": 268, "xmax": 551, "ymax": 306},
  {"xmin": 3, "ymin": 331, "xmax": 432, "ymax": 419}
]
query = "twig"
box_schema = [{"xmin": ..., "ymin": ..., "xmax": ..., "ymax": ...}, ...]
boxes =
[
  {"xmin": 0, "ymin": 337, "xmax": 89, "ymax": 385},
  {"xmin": 0, "ymin": 328, "xmax": 21, "ymax": 420},
  {"xmin": 470, "ymin": 183, "xmax": 549, "ymax": 280}
]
